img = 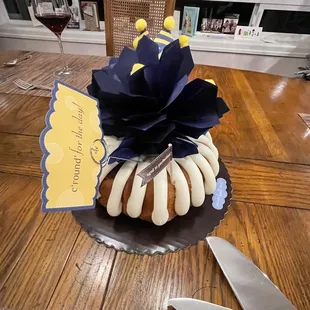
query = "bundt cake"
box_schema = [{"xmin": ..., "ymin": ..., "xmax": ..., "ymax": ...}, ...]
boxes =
[
  {"xmin": 88, "ymin": 16, "xmax": 229, "ymax": 226},
  {"xmin": 97, "ymin": 132, "xmax": 219, "ymax": 226}
]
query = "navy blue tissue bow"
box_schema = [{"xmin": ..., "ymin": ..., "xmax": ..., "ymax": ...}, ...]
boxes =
[{"xmin": 88, "ymin": 36, "xmax": 229, "ymax": 163}]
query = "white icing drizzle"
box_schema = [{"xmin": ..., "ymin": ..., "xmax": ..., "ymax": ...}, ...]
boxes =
[
  {"xmin": 99, "ymin": 133, "xmax": 220, "ymax": 224},
  {"xmin": 167, "ymin": 160, "xmax": 190, "ymax": 216},
  {"xmin": 175, "ymin": 157, "xmax": 205, "ymax": 207},
  {"xmin": 197, "ymin": 134, "xmax": 219, "ymax": 159},
  {"xmin": 190, "ymin": 154, "xmax": 216, "ymax": 195},
  {"xmin": 99, "ymin": 162, "xmax": 118, "ymax": 184},
  {"xmin": 107, "ymin": 160, "xmax": 137, "ymax": 216},
  {"xmin": 152, "ymin": 168, "xmax": 169, "ymax": 226},
  {"xmin": 127, "ymin": 161, "xmax": 149, "ymax": 218},
  {"xmin": 206, "ymin": 131, "xmax": 213, "ymax": 142},
  {"xmin": 104, "ymin": 135, "xmax": 122, "ymax": 153},
  {"xmin": 97, "ymin": 135, "xmax": 122, "ymax": 198},
  {"xmin": 197, "ymin": 142, "xmax": 219, "ymax": 176}
]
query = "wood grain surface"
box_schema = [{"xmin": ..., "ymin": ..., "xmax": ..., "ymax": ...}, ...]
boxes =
[
  {"xmin": 0, "ymin": 51, "xmax": 109, "ymax": 97},
  {"xmin": 0, "ymin": 51, "xmax": 309, "ymax": 310},
  {"xmin": 0, "ymin": 212, "xmax": 80, "ymax": 310},
  {"xmin": 0, "ymin": 93, "xmax": 48, "ymax": 135},
  {"xmin": 46, "ymin": 232, "xmax": 116, "ymax": 310},
  {"xmin": 0, "ymin": 133, "xmax": 42, "ymax": 177},
  {"xmin": 102, "ymin": 202, "xmax": 310, "ymax": 310},
  {"xmin": 0, "ymin": 173, "xmax": 45, "ymax": 289},
  {"xmin": 223, "ymin": 157, "xmax": 310, "ymax": 209}
]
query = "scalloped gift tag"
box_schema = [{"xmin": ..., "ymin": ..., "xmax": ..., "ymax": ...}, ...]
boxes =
[{"xmin": 40, "ymin": 81, "xmax": 107, "ymax": 212}]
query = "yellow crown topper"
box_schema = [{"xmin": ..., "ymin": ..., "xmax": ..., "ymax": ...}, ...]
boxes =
[
  {"xmin": 40, "ymin": 81, "xmax": 108, "ymax": 212},
  {"xmin": 133, "ymin": 19, "xmax": 149, "ymax": 50},
  {"xmin": 133, "ymin": 16, "xmax": 190, "ymax": 53}
]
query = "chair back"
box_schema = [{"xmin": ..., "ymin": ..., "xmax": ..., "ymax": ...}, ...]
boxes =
[{"xmin": 104, "ymin": 0, "xmax": 175, "ymax": 56}]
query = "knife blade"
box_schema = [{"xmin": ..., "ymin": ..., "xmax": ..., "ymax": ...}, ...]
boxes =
[
  {"xmin": 206, "ymin": 237, "xmax": 296, "ymax": 310},
  {"xmin": 168, "ymin": 298, "xmax": 232, "ymax": 310}
]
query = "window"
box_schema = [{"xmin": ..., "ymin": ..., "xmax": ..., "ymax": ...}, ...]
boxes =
[
  {"xmin": 175, "ymin": 1, "xmax": 255, "ymax": 31},
  {"xmin": 3, "ymin": 0, "xmax": 30, "ymax": 20},
  {"xmin": 253, "ymin": 4, "xmax": 310, "ymax": 35},
  {"xmin": 260, "ymin": 10, "xmax": 310, "ymax": 35}
]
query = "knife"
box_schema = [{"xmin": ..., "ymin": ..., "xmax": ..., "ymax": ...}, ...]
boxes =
[
  {"xmin": 206, "ymin": 237, "xmax": 296, "ymax": 310},
  {"xmin": 168, "ymin": 298, "xmax": 232, "ymax": 310}
]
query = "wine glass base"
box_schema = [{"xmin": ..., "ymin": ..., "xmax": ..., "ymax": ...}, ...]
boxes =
[{"xmin": 55, "ymin": 68, "xmax": 74, "ymax": 78}]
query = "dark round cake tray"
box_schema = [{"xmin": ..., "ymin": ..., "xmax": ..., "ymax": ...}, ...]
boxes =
[{"xmin": 72, "ymin": 159, "xmax": 232, "ymax": 255}]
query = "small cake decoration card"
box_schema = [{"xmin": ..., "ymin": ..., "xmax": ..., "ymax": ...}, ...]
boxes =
[{"xmin": 40, "ymin": 81, "xmax": 107, "ymax": 212}]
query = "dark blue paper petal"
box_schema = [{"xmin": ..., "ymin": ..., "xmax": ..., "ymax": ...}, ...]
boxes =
[
  {"xmin": 109, "ymin": 136, "xmax": 143, "ymax": 164},
  {"xmin": 130, "ymin": 114, "xmax": 166, "ymax": 131},
  {"xmin": 122, "ymin": 112, "xmax": 158, "ymax": 121},
  {"xmin": 141, "ymin": 123, "xmax": 176, "ymax": 143},
  {"xmin": 129, "ymin": 67, "xmax": 151, "ymax": 96},
  {"xmin": 158, "ymin": 40, "xmax": 183, "ymax": 101},
  {"xmin": 136, "ymin": 36, "xmax": 159, "ymax": 66},
  {"xmin": 109, "ymin": 57, "xmax": 118, "ymax": 66},
  {"xmin": 101, "ymin": 123, "xmax": 127, "ymax": 137},
  {"xmin": 101, "ymin": 118, "xmax": 116, "ymax": 126},
  {"xmin": 175, "ymin": 123, "xmax": 211, "ymax": 138},
  {"xmin": 109, "ymin": 148, "xmax": 140, "ymax": 164},
  {"xmin": 94, "ymin": 70, "xmax": 123, "ymax": 94},
  {"xmin": 216, "ymin": 97, "xmax": 230, "ymax": 118},
  {"xmin": 87, "ymin": 70, "xmax": 101, "ymax": 97},
  {"xmin": 144, "ymin": 65, "xmax": 159, "ymax": 95},
  {"xmin": 178, "ymin": 46, "xmax": 194, "ymax": 80},
  {"xmin": 98, "ymin": 92, "xmax": 158, "ymax": 115},
  {"xmin": 169, "ymin": 79, "xmax": 219, "ymax": 118},
  {"xmin": 87, "ymin": 84, "xmax": 93, "ymax": 96},
  {"xmin": 162, "ymin": 75, "xmax": 188, "ymax": 110},
  {"xmin": 166, "ymin": 136, "xmax": 198, "ymax": 158},
  {"xmin": 113, "ymin": 47, "xmax": 138, "ymax": 81},
  {"xmin": 174, "ymin": 113, "xmax": 220, "ymax": 128}
]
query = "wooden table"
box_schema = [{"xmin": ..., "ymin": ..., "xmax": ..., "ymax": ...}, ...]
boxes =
[{"xmin": 0, "ymin": 51, "xmax": 310, "ymax": 310}]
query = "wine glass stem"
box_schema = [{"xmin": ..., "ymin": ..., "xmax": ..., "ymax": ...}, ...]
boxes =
[{"xmin": 56, "ymin": 35, "xmax": 68, "ymax": 70}]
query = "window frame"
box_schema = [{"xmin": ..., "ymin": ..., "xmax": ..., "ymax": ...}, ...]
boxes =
[{"xmin": 251, "ymin": 3, "xmax": 310, "ymax": 42}]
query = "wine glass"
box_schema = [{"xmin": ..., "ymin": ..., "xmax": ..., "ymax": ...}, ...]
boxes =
[{"xmin": 32, "ymin": 0, "xmax": 73, "ymax": 78}]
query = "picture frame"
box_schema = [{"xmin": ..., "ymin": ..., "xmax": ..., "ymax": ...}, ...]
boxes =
[
  {"xmin": 81, "ymin": 1, "xmax": 100, "ymax": 31},
  {"xmin": 182, "ymin": 6, "xmax": 200, "ymax": 37},
  {"xmin": 67, "ymin": 0, "xmax": 81, "ymax": 29},
  {"xmin": 222, "ymin": 14, "xmax": 240, "ymax": 34}
]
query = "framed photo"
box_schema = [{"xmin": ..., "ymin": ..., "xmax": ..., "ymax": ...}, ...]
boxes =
[
  {"xmin": 201, "ymin": 18, "xmax": 223, "ymax": 33},
  {"xmin": 182, "ymin": 6, "xmax": 200, "ymax": 37},
  {"xmin": 211, "ymin": 19, "xmax": 223, "ymax": 32},
  {"xmin": 222, "ymin": 14, "xmax": 239, "ymax": 34},
  {"xmin": 201, "ymin": 18, "xmax": 211, "ymax": 32},
  {"xmin": 67, "ymin": 0, "xmax": 81, "ymax": 29},
  {"xmin": 81, "ymin": 1, "xmax": 100, "ymax": 31}
]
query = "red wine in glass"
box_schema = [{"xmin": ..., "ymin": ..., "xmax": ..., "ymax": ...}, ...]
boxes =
[
  {"xmin": 32, "ymin": 0, "xmax": 73, "ymax": 78},
  {"xmin": 35, "ymin": 13, "xmax": 71, "ymax": 36}
]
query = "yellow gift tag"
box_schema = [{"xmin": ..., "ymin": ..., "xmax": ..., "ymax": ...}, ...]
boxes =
[{"xmin": 40, "ymin": 81, "xmax": 107, "ymax": 212}]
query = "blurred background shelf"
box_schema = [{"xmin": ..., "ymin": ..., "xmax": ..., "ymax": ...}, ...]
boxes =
[{"xmin": 0, "ymin": 0, "xmax": 309, "ymax": 77}]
